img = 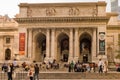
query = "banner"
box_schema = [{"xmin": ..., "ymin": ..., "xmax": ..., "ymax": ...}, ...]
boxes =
[
  {"xmin": 99, "ymin": 32, "xmax": 105, "ymax": 55},
  {"xmin": 19, "ymin": 33, "xmax": 25, "ymax": 55}
]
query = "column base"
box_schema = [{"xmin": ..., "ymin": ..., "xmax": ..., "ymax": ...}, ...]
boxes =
[
  {"xmin": 73, "ymin": 57, "xmax": 79, "ymax": 62},
  {"xmin": 44, "ymin": 57, "xmax": 50, "ymax": 63},
  {"xmin": 68, "ymin": 57, "xmax": 74, "ymax": 62}
]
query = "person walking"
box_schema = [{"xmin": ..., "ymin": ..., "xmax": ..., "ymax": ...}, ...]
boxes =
[
  {"xmin": 34, "ymin": 64, "xmax": 39, "ymax": 80},
  {"xmin": 98, "ymin": 59, "xmax": 104, "ymax": 73},
  {"xmin": 28, "ymin": 65, "xmax": 34, "ymax": 80},
  {"xmin": 7, "ymin": 63, "xmax": 14, "ymax": 80}
]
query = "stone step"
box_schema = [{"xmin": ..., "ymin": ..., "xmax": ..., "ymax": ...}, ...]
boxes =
[{"xmin": 0, "ymin": 72, "xmax": 120, "ymax": 79}]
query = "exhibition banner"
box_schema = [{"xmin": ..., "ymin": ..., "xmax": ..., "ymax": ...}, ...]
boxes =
[{"xmin": 19, "ymin": 33, "xmax": 25, "ymax": 55}]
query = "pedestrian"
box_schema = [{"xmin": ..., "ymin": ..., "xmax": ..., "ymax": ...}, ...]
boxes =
[
  {"xmin": 28, "ymin": 69, "xmax": 34, "ymax": 80},
  {"xmin": 68, "ymin": 62, "xmax": 71, "ymax": 72},
  {"xmin": 28, "ymin": 65, "xmax": 34, "ymax": 80},
  {"xmin": 70, "ymin": 60, "xmax": 74, "ymax": 72},
  {"xmin": 103, "ymin": 61, "xmax": 108, "ymax": 74},
  {"xmin": 34, "ymin": 64, "xmax": 39, "ymax": 80},
  {"xmin": 7, "ymin": 63, "xmax": 14, "ymax": 80},
  {"xmin": 98, "ymin": 59, "xmax": 104, "ymax": 73}
]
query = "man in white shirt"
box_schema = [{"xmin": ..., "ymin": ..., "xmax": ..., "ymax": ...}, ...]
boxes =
[{"xmin": 98, "ymin": 59, "xmax": 104, "ymax": 73}]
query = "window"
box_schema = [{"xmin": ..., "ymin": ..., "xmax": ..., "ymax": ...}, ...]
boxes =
[{"xmin": 6, "ymin": 37, "xmax": 10, "ymax": 44}]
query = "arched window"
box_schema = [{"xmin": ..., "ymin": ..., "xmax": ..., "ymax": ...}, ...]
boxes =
[{"xmin": 5, "ymin": 48, "xmax": 11, "ymax": 60}]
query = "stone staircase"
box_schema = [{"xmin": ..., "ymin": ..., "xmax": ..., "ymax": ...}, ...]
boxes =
[
  {"xmin": 39, "ymin": 72, "xmax": 120, "ymax": 79},
  {"xmin": 1, "ymin": 72, "xmax": 120, "ymax": 80}
]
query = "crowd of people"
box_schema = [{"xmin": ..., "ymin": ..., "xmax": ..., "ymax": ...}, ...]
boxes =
[
  {"xmin": 67, "ymin": 59, "xmax": 108, "ymax": 73},
  {"xmin": 1, "ymin": 58, "xmax": 119, "ymax": 80},
  {"xmin": 1, "ymin": 62, "xmax": 40, "ymax": 80}
]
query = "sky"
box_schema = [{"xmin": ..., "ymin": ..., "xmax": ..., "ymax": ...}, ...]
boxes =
[{"xmin": 0, "ymin": 0, "xmax": 116, "ymax": 18}]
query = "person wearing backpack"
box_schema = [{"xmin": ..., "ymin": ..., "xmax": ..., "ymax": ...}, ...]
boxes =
[
  {"xmin": 7, "ymin": 63, "xmax": 14, "ymax": 80},
  {"xmin": 28, "ymin": 65, "xmax": 34, "ymax": 80}
]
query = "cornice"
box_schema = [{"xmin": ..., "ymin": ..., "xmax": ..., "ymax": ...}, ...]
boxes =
[
  {"xmin": 14, "ymin": 17, "xmax": 109, "ymax": 24},
  {"xmin": 19, "ymin": 1, "xmax": 106, "ymax": 7},
  {"xmin": 107, "ymin": 25, "xmax": 120, "ymax": 29},
  {"xmin": 0, "ymin": 27, "xmax": 18, "ymax": 31}
]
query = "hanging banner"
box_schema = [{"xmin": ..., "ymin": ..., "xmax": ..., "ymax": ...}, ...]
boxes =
[
  {"xmin": 19, "ymin": 33, "xmax": 25, "ymax": 55},
  {"xmin": 99, "ymin": 32, "xmax": 105, "ymax": 55}
]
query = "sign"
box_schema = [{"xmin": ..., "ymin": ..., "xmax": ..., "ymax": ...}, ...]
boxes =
[
  {"xmin": 19, "ymin": 33, "xmax": 25, "ymax": 55},
  {"xmin": 99, "ymin": 32, "xmax": 105, "ymax": 55}
]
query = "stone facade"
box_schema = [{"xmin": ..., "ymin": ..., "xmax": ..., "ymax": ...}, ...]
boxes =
[
  {"xmin": 0, "ymin": 15, "xmax": 18, "ymax": 62},
  {"xmin": 0, "ymin": 1, "xmax": 120, "ymax": 64}
]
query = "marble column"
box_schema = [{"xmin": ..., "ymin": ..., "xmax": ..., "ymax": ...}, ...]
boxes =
[
  {"xmin": 74, "ymin": 28, "xmax": 79, "ymax": 61},
  {"xmin": 92, "ymin": 28, "xmax": 97, "ymax": 62},
  {"xmin": 28, "ymin": 29, "xmax": 32, "ymax": 59},
  {"xmin": 46, "ymin": 29, "xmax": 50, "ymax": 61},
  {"xmin": 51, "ymin": 29, "xmax": 55, "ymax": 60},
  {"xmin": 69, "ymin": 29, "xmax": 74, "ymax": 61}
]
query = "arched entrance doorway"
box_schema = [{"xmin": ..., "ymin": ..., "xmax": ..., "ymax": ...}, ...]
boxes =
[
  {"xmin": 79, "ymin": 33, "xmax": 91, "ymax": 63},
  {"xmin": 57, "ymin": 33, "xmax": 69, "ymax": 62},
  {"xmin": 5, "ymin": 48, "xmax": 11, "ymax": 60},
  {"xmin": 35, "ymin": 33, "xmax": 46, "ymax": 62}
]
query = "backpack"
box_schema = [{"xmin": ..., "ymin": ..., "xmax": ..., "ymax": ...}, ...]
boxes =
[
  {"xmin": 29, "ymin": 70, "xmax": 33, "ymax": 76},
  {"xmin": 4, "ymin": 66, "xmax": 8, "ymax": 72}
]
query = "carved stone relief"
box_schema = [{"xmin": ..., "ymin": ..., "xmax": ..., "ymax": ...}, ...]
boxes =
[
  {"xmin": 46, "ymin": 8, "xmax": 56, "ymax": 16},
  {"xmin": 27, "ymin": 7, "xmax": 32, "ymax": 17},
  {"xmin": 26, "ymin": 6, "xmax": 98, "ymax": 17},
  {"xmin": 92, "ymin": 6, "xmax": 98, "ymax": 17},
  {"xmin": 69, "ymin": 7, "xmax": 79, "ymax": 16}
]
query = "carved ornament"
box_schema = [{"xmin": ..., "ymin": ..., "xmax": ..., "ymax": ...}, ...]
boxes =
[
  {"xmin": 69, "ymin": 7, "xmax": 79, "ymax": 16},
  {"xmin": 92, "ymin": 6, "xmax": 98, "ymax": 17},
  {"xmin": 46, "ymin": 8, "xmax": 56, "ymax": 16},
  {"xmin": 27, "ymin": 8, "xmax": 32, "ymax": 17}
]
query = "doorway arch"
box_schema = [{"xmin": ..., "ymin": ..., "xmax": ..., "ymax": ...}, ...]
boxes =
[
  {"xmin": 57, "ymin": 33, "xmax": 69, "ymax": 62},
  {"xmin": 34, "ymin": 33, "xmax": 46, "ymax": 62},
  {"xmin": 79, "ymin": 33, "xmax": 91, "ymax": 63},
  {"xmin": 5, "ymin": 48, "xmax": 11, "ymax": 60}
]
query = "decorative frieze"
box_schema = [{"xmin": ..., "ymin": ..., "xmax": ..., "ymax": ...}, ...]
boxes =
[
  {"xmin": 92, "ymin": 6, "xmax": 98, "ymax": 17},
  {"xmin": 19, "ymin": 2, "xmax": 104, "ymax": 18}
]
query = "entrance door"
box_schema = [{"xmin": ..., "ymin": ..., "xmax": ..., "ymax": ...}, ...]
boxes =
[
  {"xmin": 35, "ymin": 33, "xmax": 46, "ymax": 62},
  {"xmin": 61, "ymin": 39, "xmax": 69, "ymax": 62},
  {"xmin": 79, "ymin": 33, "xmax": 91, "ymax": 63},
  {"xmin": 57, "ymin": 33, "xmax": 69, "ymax": 62},
  {"xmin": 83, "ymin": 54, "xmax": 88, "ymax": 63}
]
